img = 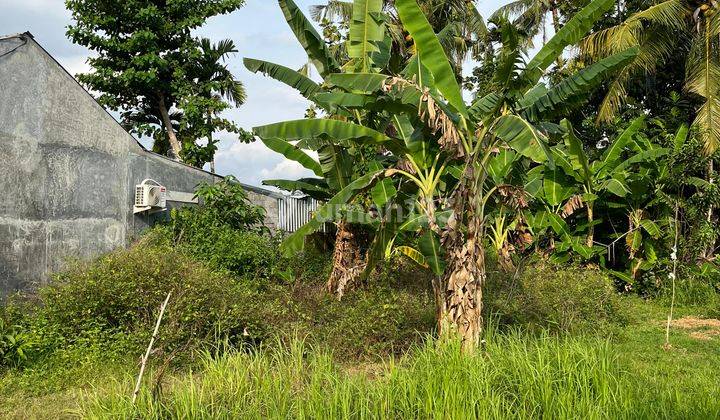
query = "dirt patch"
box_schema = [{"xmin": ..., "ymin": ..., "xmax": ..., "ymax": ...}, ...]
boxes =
[{"xmin": 665, "ymin": 316, "xmax": 720, "ymax": 341}]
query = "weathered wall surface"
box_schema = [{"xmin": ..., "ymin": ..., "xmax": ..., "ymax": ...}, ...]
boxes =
[{"xmin": 0, "ymin": 34, "xmax": 280, "ymax": 295}]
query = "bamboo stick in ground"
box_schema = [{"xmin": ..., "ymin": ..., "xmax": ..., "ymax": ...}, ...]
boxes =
[{"xmin": 133, "ymin": 291, "xmax": 172, "ymax": 404}]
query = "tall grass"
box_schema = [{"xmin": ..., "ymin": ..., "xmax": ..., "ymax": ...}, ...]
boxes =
[{"xmin": 81, "ymin": 324, "xmax": 715, "ymax": 420}]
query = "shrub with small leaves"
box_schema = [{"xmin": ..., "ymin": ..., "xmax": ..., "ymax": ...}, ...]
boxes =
[
  {"xmin": 193, "ymin": 176, "xmax": 266, "ymax": 231},
  {"xmin": 485, "ymin": 262, "xmax": 624, "ymax": 333},
  {"xmin": 0, "ymin": 316, "xmax": 31, "ymax": 369},
  {"xmin": 36, "ymin": 239, "xmax": 271, "ymax": 362}
]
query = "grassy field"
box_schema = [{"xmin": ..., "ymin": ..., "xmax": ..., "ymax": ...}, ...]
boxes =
[{"xmin": 1, "ymin": 298, "xmax": 718, "ymax": 419}]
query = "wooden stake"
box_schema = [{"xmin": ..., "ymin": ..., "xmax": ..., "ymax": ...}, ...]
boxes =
[
  {"xmin": 664, "ymin": 204, "xmax": 679, "ymax": 349},
  {"xmin": 133, "ymin": 291, "xmax": 171, "ymax": 404}
]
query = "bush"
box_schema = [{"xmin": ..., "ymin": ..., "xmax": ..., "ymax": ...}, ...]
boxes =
[
  {"xmin": 485, "ymin": 262, "xmax": 624, "ymax": 333},
  {"xmin": 151, "ymin": 176, "xmax": 285, "ymax": 280},
  {"xmin": 281, "ymin": 284, "xmax": 435, "ymax": 360},
  {"xmin": 0, "ymin": 240, "xmax": 435, "ymax": 371},
  {"xmin": 0, "ymin": 315, "xmax": 31, "ymax": 369},
  {"xmin": 193, "ymin": 176, "xmax": 266, "ymax": 231},
  {"xmin": 28, "ymin": 239, "xmax": 272, "ymax": 363},
  {"xmin": 155, "ymin": 211, "xmax": 282, "ymax": 279},
  {"xmin": 242, "ymin": 254, "xmax": 435, "ymax": 359}
]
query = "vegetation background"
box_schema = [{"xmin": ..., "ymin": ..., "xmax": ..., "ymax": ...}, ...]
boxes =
[{"xmin": 3, "ymin": 0, "xmax": 720, "ymax": 418}]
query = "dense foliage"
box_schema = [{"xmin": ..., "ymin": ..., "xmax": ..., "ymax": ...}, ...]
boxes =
[
  {"xmin": 66, "ymin": 0, "xmax": 247, "ymax": 163},
  {"xmin": 5, "ymin": 0, "xmax": 720, "ymax": 415},
  {"xmin": 248, "ymin": 0, "xmax": 720, "ymax": 353}
]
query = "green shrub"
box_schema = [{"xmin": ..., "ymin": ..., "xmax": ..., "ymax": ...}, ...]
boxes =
[
  {"xmin": 288, "ymin": 247, "xmax": 332, "ymax": 284},
  {"xmin": 31, "ymin": 239, "xmax": 272, "ymax": 362},
  {"xmin": 155, "ymin": 211, "xmax": 282, "ymax": 279},
  {"xmin": 485, "ymin": 263, "xmax": 624, "ymax": 333},
  {"xmin": 288, "ymin": 284, "xmax": 434, "ymax": 359},
  {"xmin": 658, "ymin": 264, "xmax": 720, "ymax": 308},
  {"xmin": 193, "ymin": 176, "xmax": 266, "ymax": 231},
  {"xmin": 1, "ymin": 240, "xmax": 434, "ymax": 371},
  {"xmin": 150, "ymin": 176, "xmax": 284, "ymax": 279},
  {"xmin": 0, "ymin": 315, "xmax": 31, "ymax": 369}
]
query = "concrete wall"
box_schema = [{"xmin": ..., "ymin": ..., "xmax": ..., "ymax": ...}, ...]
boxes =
[{"xmin": 0, "ymin": 33, "xmax": 280, "ymax": 295}]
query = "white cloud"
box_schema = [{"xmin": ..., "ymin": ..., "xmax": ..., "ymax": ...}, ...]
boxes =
[
  {"xmin": 61, "ymin": 54, "xmax": 92, "ymax": 78},
  {"xmin": 5, "ymin": 0, "xmax": 68, "ymax": 14},
  {"xmin": 260, "ymin": 159, "xmax": 315, "ymax": 181}
]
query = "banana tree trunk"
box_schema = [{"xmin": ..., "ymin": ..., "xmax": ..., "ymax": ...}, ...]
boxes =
[
  {"xmin": 587, "ymin": 202, "xmax": 594, "ymax": 247},
  {"xmin": 158, "ymin": 94, "xmax": 182, "ymax": 160},
  {"xmin": 436, "ymin": 194, "xmax": 486, "ymax": 352},
  {"xmin": 327, "ymin": 220, "xmax": 365, "ymax": 299}
]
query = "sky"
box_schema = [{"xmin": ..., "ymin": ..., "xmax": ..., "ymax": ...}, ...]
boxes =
[{"xmin": 0, "ymin": 0, "xmax": 504, "ymax": 187}]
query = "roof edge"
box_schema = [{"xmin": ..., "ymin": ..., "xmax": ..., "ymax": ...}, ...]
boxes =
[{"xmin": 0, "ymin": 31, "xmax": 33, "ymax": 41}]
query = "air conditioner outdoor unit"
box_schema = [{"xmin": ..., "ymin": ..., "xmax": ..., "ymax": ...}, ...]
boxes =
[{"xmin": 134, "ymin": 179, "xmax": 167, "ymax": 214}]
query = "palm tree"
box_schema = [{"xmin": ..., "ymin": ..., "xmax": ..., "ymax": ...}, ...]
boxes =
[
  {"xmin": 490, "ymin": 0, "xmax": 565, "ymax": 44},
  {"xmin": 310, "ymin": 0, "xmax": 487, "ymax": 75},
  {"xmin": 182, "ymin": 38, "xmax": 246, "ymax": 170},
  {"xmin": 582, "ymin": 0, "xmax": 718, "ymax": 257},
  {"xmin": 580, "ymin": 1, "xmax": 709, "ymax": 145}
]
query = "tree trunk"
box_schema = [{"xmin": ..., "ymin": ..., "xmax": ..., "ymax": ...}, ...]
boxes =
[
  {"xmin": 438, "ymin": 217, "xmax": 485, "ymax": 352},
  {"xmin": 208, "ymin": 115, "xmax": 216, "ymax": 173},
  {"xmin": 707, "ymin": 159, "xmax": 714, "ymax": 223},
  {"xmin": 327, "ymin": 220, "xmax": 365, "ymax": 299},
  {"xmin": 587, "ymin": 202, "xmax": 594, "ymax": 248},
  {"xmin": 436, "ymin": 186, "xmax": 486, "ymax": 352},
  {"xmin": 208, "ymin": 129, "xmax": 216, "ymax": 173},
  {"xmin": 157, "ymin": 94, "xmax": 182, "ymax": 160},
  {"xmin": 704, "ymin": 159, "xmax": 716, "ymax": 260}
]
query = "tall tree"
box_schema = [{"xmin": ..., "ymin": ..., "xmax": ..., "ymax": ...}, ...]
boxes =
[
  {"xmin": 179, "ymin": 38, "xmax": 247, "ymax": 170},
  {"xmin": 65, "ymin": 0, "xmax": 244, "ymax": 160}
]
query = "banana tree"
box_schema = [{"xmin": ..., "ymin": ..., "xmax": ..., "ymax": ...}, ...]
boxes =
[
  {"xmin": 247, "ymin": 0, "xmax": 405, "ymax": 297},
  {"xmin": 310, "ymin": 0, "xmax": 487, "ymax": 75},
  {"xmin": 253, "ymin": 0, "xmax": 632, "ymax": 351},
  {"xmin": 523, "ymin": 116, "xmax": 669, "ymax": 267},
  {"xmin": 374, "ymin": 0, "xmax": 633, "ymax": 351},
  {"xmin": 556, "ymin": 117, "xmax": 667, "ymax": 244},
  {"xmin": 298, "ymin": 0, "xmax": 629, "ymax": 350}
]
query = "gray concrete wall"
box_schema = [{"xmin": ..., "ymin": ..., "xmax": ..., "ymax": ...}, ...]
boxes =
[{"xmin": 0, "ymin": 33, "xmax": 280, "ymax": 295}]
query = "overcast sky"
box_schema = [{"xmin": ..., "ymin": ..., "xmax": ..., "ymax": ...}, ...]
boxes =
[{"xmin": 0, "ymin": 0, "xmax": 504, "ymax": 187}]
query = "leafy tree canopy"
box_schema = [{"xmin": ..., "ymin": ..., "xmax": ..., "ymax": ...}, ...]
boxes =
[{"xmin": 66, "ymin": 0, "xmax": 246, "ymax": 164}]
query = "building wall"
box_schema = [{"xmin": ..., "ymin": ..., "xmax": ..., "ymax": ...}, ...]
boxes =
[{"xmin": 0, "ymin": 34, "xmax": 280, "ymax": 295}]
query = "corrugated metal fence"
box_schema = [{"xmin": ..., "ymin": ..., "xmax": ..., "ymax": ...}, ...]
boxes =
[{"xmin": 278, "ymin": 194, "xmax": 326, "ymax": 233}]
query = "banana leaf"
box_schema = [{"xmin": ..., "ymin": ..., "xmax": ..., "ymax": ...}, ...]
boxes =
[
  {"xmin": 279, "ymin": 0, "xmax": 340, "ymax": 77},
  {"xmin": 243, "ymin": 58, "xmax": 321, "ymax": 99},
  {"xmin": 522, "ymin": 0, "xmax": 615, "ymax": 86},
  {"xmin": 348, "ymin": 0, "xmax": 385, "ymax": 72},
  {"xmin": 395, "ymin": 0, "xmax": 468, "ymax": 117},
  {"xmin": 281, "ymin": 169, "xmax": 385, "ymax": 255},
  {"xmin": 259, "ymin": 137, "xmax": 323, "ymax": 177}
]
